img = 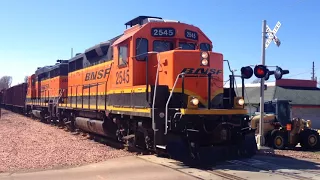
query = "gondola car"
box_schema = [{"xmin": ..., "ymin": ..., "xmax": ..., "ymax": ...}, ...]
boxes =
[
  {"xmin": 0, "ymin": 82, "xmax": 27, "ymax": 113},
  {"xmin": 6, "ymin": 16, "xmax": 257, "ymax": 162}
]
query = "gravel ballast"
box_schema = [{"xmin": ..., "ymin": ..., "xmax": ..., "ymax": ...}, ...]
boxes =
[
  {"xmin": 0, "ymin": 110, "xmax": 133, "ymax": 173},
  {"xmin": 260, "ymin": 149, "xmax": 320, "ymax": 160}
]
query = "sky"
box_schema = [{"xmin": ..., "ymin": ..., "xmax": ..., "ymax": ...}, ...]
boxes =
[{"xmin": 0, "ymin": 0, "xmax": 319, "ymax": 86}]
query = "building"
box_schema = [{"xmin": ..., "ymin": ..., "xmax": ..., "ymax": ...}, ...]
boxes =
[{"xmin": 235, "ymin": 79, "xmax": 320, "ymax": 129}]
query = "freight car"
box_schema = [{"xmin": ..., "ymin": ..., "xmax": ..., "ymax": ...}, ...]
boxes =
[
  {"xmin": 0, "ymin": 83, "xmax": 27, "ymax": 113},
  {"xmin": 3, "ymin": 16, "xmax": 258, "ymax": 163}
]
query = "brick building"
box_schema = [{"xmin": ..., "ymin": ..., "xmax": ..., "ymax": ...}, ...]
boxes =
[{"xmin": 235, "ymin": 79, "xmax": 320, "ymax": 129}]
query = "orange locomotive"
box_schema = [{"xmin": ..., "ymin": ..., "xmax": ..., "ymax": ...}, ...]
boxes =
[
  {"xmin": 22, "ymin": 16, "xmax": 256, "ymax": 162},
  {"xmin": 26, "ymin": 61, "xmax": 68, "ymax": 122}
]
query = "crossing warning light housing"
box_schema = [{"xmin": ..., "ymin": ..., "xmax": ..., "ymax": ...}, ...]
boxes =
[
  {"xmin": 274, "ymin": 67, "xmax": 289, "ymax": 80},
  {"xmin": 265, "ymin": 69, "xmax": 275, "ymax": 81},
  {"xmin": 240, "ymin": 66, "xmax": 253, "ymax": 79},
  {"xmin": 254, "ymin": 65, "xmax": 268, "ymax": 78}
]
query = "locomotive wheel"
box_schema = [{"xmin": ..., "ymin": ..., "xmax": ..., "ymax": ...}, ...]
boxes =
[
  {"xmin": 300, "ymin": 130, "xmax": 319, "ymax": 150},
  {"xmin": 271, "ymin": 131, "xmax": 287, "ymax": 150}
]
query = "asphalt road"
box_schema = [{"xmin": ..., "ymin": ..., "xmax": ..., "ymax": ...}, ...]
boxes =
[{"xmin": 1, "ymin": 154, "xmax": 320, "ymax": 180}]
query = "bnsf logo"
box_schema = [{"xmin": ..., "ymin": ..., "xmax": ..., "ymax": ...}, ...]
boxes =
[
  {"xmin": 85, "ymin": 67, "xmax": 111, "ymax": 81},
  {"xmin": 181, "ymin": 68, "xmax": 222, "ymax": 75}
]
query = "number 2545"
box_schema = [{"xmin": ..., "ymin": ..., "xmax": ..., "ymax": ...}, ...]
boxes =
[{"xmin": 116, "ymin": 69, "xmax": 129, "ymax": 84}]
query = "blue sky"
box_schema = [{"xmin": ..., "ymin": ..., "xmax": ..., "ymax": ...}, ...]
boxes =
[{"xmin": 0, "ymin": 0, "xmax": 319, "ymax": 86}]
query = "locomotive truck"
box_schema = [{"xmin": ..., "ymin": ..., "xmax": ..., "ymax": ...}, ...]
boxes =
[{"xmin": 0, "ymin": 16, "xmax": 258, "ymax": 163}]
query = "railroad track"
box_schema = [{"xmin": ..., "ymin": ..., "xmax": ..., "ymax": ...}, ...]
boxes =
[
  {"xmin": 138, "ymin": 155, "xmax": 320, "ymax": 180},
  {"xmin": 206, "ymin": 169, "xmax": 247, "ymax": 180},
  {"xmin": 225, "ymin": 159, "xmax": 317, "ymax": 180}
]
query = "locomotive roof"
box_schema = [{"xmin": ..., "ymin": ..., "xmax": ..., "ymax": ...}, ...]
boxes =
[
  {"xmin": 84, "ymin": 34, "xmax": 123, "ymax": 53},
  {"xmin": 35, "ymin": 65, "xmax": 53, "ymax": 75},
  {"xmin": 84, "ymin": 41, "xmax": 111, "ymax": 54},
  {"xmin": 68, "ymin": 52, "xmax": 85, "ymax": 63},
  {"xmin": 68, "ymin": 34, "xmax": 123, "ymax": 64},
  {"xmin": 49, "ymin": 61, "xmax": 68, "ymax": 70},
  {"xmin": 125, "ymin": 16, "xmax": 162, "ymax": 26}
]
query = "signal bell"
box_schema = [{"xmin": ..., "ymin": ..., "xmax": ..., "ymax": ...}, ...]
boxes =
[
  {"xmin": 240, "ymin": 66, "xmax": 253, "ymax": 79},
  {"xmin": 254, "ymin": 65, "xmax": 267, "ymax": 78}
]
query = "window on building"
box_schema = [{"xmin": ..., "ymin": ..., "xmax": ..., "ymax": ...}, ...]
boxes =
[
  {"xmin": 136, "ymin": 38, "xmax": 148, "ymax": 61},
  {"xmin": 118, "ymin": 45, "xmax": 128, "ymax": 66}
]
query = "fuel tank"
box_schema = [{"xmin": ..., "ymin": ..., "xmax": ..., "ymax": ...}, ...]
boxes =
[
  {"xmin": 75, "ymin": 117, "xmax": 108, "ymax": 137},
  {"xmin": 32, "ymin": 110, "xmax": 43, "ymax": 119}
]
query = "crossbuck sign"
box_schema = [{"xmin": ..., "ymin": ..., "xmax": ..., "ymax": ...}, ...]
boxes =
[{"xmin": 265, "ymin": 21, "xmax": 281, "ymax": 48}]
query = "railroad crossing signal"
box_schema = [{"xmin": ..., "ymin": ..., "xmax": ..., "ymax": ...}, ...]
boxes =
[
  {"xmin": 240, "ymin": 65, "xmax": 289, "ymax": 80},
  {"xmin": 274, "ymin": 66, "xmax": 289, "ymax": 80},
  {"xmin": 254, "ymin": 65, "xmax": 268, "ymax": 78},
  {"xmin": 264, "ymin": 69, "xmax": 275, "ymax": 81},
  {"xmin": 241, "ymin": 66, "xmax": 253, "ymax": 79},
  {"xmin": 265, "ymin": 21, "xmax": 281, "ymax": 48}
]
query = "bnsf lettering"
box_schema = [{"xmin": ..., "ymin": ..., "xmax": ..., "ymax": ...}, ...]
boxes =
[
  {"xmin": 41, "ymin": 84, "xmax": 49, "ymax": 90},
  {"xmin": 85, "ymin": 68, "xmax": 111, "ymax": 81},
  {"xmin": 181, "ymin": 68, "xmax": 222, "ymax": 75}
]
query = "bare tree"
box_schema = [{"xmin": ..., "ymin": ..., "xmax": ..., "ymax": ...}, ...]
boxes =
[
  {"xmin": 0, "ymin": 76, "xmax": 12, "ymax": 90},
  {"xmin": 24, "ymin": 76, "xmax": 28, "ymax": 83},
  {"xmin": 252, "ymin": 78, "xmax": 261, "ymax": 84}
]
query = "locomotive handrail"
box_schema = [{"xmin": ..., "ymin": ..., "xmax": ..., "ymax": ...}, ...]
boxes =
[
  {"xmin": 165, "ymin": 72, "xmax": 185, "ymax": 135},
  {"xmin": 151, "ymin": 52, "xmax": 160, "ymax": 131}
]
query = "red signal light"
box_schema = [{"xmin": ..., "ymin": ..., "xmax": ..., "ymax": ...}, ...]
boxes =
[
  {"xmin": 257, "ymin": 68, "xmax": 264, "ymax": 75},
  {"xmin": 254, "ymin": 65, "xmax": 267, "ymax": 78}
]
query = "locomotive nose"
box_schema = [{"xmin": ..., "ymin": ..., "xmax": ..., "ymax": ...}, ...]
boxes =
[{"xmin": 172, "ymin": 50, "xmax": 224, "ymax": 108}]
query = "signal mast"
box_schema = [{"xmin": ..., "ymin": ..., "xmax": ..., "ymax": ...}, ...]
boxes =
[{"xmin": 240, "ymin": 20, "xmax": 289, "ymax": 148}]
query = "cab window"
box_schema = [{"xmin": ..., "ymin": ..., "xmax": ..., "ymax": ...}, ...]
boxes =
[
  {"xmin": 200, "ymin": 43, "xmax": 211, "ymax": 51},
  {"xmin": 179, "ymin": 42, "xmax": 195, "ymax": 50},
  {"xmin": 136, "ymin": 38, "xmax": 148, "ymax": 60},
  {"xmin": 153, "ymin": 40, "xmax": 173, "ymax": 52},
  {"xmin": 118, "ymin": 45, "xmax": 128, "ymax": 66}
]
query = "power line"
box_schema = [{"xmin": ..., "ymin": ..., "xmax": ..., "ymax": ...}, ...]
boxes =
[{"xmin": 287, "ymin": 68, "xmax": 320, "ymax": 78}]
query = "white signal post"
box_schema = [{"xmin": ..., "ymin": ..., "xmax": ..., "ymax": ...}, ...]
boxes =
[{"xmin": 257, "ymin": 20, "xmax": 281, "ymax": 148}]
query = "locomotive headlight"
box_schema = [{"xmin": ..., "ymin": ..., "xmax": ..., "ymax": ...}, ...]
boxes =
[
  {"xmin": 201, "ymin": 52, "xmax": 208, "ymax": 59},
  {"xmin": 238, "ymin": 98, "xmax": 244, "ymax": 106},
  {"xmin": 190, "ymin": 97, "xmax": 199, "ymax": 106},
  {"xmin": 201, "ymin": 59, "xmax": 209, "ymax": 66}
]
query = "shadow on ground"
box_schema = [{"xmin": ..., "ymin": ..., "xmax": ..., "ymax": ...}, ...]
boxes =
[{"xmin": 168, "ymin": 153, "xmax": 320, "ymax": 174}]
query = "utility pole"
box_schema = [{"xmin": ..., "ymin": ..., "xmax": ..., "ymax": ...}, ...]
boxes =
[
  {"xmin": 257, "ymin": 20, "xmax": 282, "ymax": 148},
  {"xmin": 312, "ymin": 61, "xmax": 315, "ymax": 81},
  {"xmin": 71, "ymin": 48, "xmax": 73, "ymax": 58}
]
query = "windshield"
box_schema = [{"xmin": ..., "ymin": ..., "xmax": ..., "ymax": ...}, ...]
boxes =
[
  {"xmin": 200, "ymin": 43, "xmax": 211, "ymax": 51},
  {"xmin": 153, "ymin": 40, "xmax": 174, "ymax": 52},
  {"xmin": 277, "ymin": 101, "xmax": 291, "ymax": 125},
  {"xmin": 179, "ymin": 42, "xmax": 195, "ymax": 50}
]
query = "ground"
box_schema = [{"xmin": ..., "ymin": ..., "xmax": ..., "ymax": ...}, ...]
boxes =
[
  {"xmin": 0, "ymin": 109, "xmax": 132, "ymax": 173},
  {"xmin": 0, "ymin": 109, "xmax": 320, "ymax": 180}
]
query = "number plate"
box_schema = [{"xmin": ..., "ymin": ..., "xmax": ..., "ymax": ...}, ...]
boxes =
[
  {"xmin": 185, "ymin": 29, "xmax": 198, "ymax": 40},
  {"xmin": 151, "ymin": 28, "xmax": 175, "ymax": 37}
]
